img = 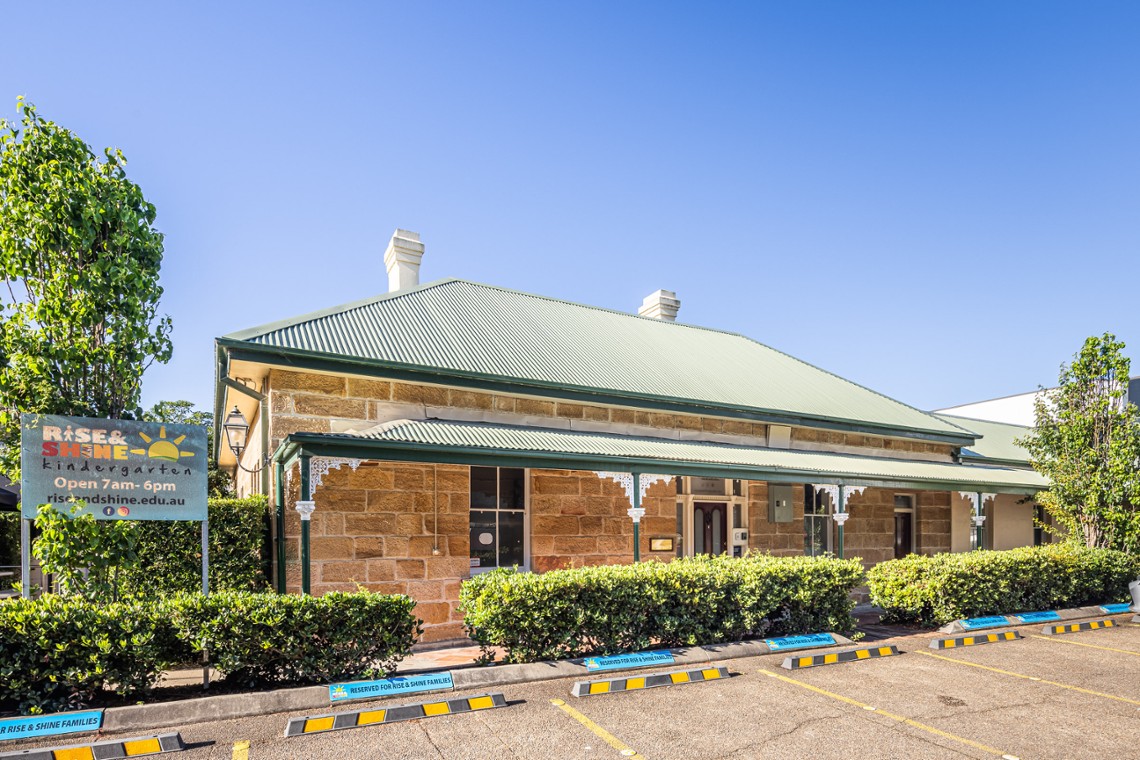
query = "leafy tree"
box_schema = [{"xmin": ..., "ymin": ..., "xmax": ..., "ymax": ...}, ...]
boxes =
[
  {"xmin": 32, "ymin": 503, "xmax": 139, "ymax": 602},
  {"xmin": 1021, "ymin": 334, "xmax": 1140, "ymax": 553},
  {"xmin": 143, "ymin": 399, "xmax": 233, "ymax": 497},
  {"xmin": 0, "ymin": 98, "xmax": 172, "ymax": 479}
]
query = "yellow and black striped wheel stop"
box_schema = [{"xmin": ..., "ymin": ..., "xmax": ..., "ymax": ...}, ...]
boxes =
[
  {"xmin": 0, "ymin": 732, "xmax": 184, "ymax": 759},
  {"xmin": 930, "ymin": 630, "xmax": 1022, "ymax": 649},
  {"xmin": 1043, "ymin": 619, "xmax": 1114, "ymax": 635},
  {"xmin": 284, "ymin": 692, "xmax": 507, "ymax": 737},
  {"xmin": 571, "ymin": 666, "xmax": 728, "ymax": 697},
  {"xmin": 781, "ymin": 645, "xmax": 899, "ymax": 670}
]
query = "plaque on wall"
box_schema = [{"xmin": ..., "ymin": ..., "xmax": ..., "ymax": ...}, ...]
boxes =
[{"xmin": 650, "ymin": 537, "xmax": 674, "ymax": 552}]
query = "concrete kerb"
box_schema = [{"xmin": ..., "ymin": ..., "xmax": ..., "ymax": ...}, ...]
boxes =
[
  {"xmin": 100, "ymin": 635, "xmax": 852, "ymax": 734},
  {"xmin": 938, "ymin": 605, "xmax": 1123, "ymax": 635}
]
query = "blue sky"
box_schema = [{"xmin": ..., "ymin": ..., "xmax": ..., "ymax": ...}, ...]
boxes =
[{"xmin": 4, "ymin": 2, "xmax": 1138, "ymax": 415}]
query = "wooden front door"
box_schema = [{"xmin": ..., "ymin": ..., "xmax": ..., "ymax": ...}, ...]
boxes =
[{"xmin": 693, "ymin": 502, "xmax": 728, "ymax": 556}]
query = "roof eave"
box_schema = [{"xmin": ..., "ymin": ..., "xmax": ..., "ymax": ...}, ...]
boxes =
[{"xmin": 219, "ymin": 339, "xmax": 980, "ymax": 448}]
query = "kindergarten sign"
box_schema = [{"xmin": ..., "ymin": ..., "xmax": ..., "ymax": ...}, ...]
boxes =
[{"xmin": 21, "ymin": 414, "xmax": 207, "ymax": 521}]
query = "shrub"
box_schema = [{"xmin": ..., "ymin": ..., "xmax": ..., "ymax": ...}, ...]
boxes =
[
  {"xmin": 119, "ymin": 496, "xmax": 271, "ymax": 595},
  {"xmin": 0, "ymin": 511, "xmax": 18, "ymax": 569},
  {"xmin": 0, "ymin": 595, "xmax": 178, "ymax": 714},
  {"xmin": 0, "ymin": 590, "xmax": 420, "ymax": 712},
  {"xmin": 460, "ymin": 554, "xmax": 865, "ymax": 664},
  {"xmin": 166, "ymin": 591, "xmax": 421, "ymax": 689},
  {"xmin": 32, "ymin": 503, "xmax": 140, "ymax": 601},
  {"xmin": 867, "ymin": 544, "xmax": 1140, "ymax": 626}
]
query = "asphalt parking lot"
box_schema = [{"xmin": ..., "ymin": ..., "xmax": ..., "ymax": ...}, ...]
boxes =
[{"xmin": 6, "ymin": 618, "xmax": 1139, "ymax": 759}]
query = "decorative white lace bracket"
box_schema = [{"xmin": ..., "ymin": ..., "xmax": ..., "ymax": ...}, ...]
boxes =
[
  {"xmin": 595, "ymin": 472, "xmax": 672, "ymax": 503},
  {"xmin": 284, "ymin": 457, "xmax": 364, "ymax": 498},
  {"xmin": 309, "ymin": 457, "xmax": 363, "ymax": 491},
  {"xmin": 958, "ymin": 492, "xmax": 997, "ymax": 515},
  {"xmin": 811, "ymin": 484, "xmax": 867, "ymax": 513}
]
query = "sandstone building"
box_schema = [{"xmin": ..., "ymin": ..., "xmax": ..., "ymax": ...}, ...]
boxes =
[{"xmin": 215, "ymin": 230, "xmax": 1045, "ymax": 642}]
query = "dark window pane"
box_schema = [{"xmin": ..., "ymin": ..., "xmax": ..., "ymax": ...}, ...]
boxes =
[
  {"xmin": 733, "ymin": 503, "xmax": 742, "ymax": 528},
  {"xmin": 471, "ymin": 467, "xmax": 497, "ymax": 509},
  {"xmin": 498, "ymin": 511, "xmax": 525, "ymax": 567},
  {"xmin": 732, "ymin": 480, "xmax": 743, "ymax": 497},
  {"xmin": 894, "ymin": 495, "xmax": 913, "ymax": 509},
  {"xmin": 470, "ymin": 510, "xmax": 497, "ymax": 569},
  {"xmin": 805, "ymin": 486, "xmax": 826, "ymax": 516},
  {"xmin": 499, "ymin": 468, "xmax": 525, "ymax": 509},
  {"xmin": 805, "ymin": 515, "xmax": 828, "ymax": 557}
]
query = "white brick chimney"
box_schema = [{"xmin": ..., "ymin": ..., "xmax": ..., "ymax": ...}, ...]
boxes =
[
  {"xmin": 638, "ymin": 289, "xmax": 680, "ymax": 321},
  {"xmin": 384, "ymin": 229, "xmax": 425, "ymax": 292}
]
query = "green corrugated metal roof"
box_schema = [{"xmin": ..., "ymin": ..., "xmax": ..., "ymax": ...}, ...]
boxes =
[
  {"xmin": 224, "ymin": 279, "xmax": 975, "ymax": 444},
  {"xmin": 933, "ymin": 413, "xmax": 1032, "ymax": 465},
  {"xmin": 290, "ymin": 418, "xmax": 1045, "ymax": 493}
]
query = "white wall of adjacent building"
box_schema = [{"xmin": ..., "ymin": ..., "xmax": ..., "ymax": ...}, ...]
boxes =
[{"xmin": 937, "ymin": 377, "xmax": 1139, "ymax": 427}]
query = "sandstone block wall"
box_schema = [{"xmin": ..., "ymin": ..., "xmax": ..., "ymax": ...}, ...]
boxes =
[
  {"xmin": 746, "ymin": 481, "xmax": 809, "ymax": 556},
  {"xmin": 258, "ymin": 369, "xmax": 958, "ymax": 476},
  {"xmin": 529, "ymin": 470, "xmax": 677, "ymax": 571},
  {"xmin": 843, "ymin": 488, "xmax": 951, "ymax": 566},
  {"xmin": 282, "ymin": 458, "xmax": 968, "ymax": 642},
  {"xmin": 283, "ymin": 460, "xmax": 471, "ymax": 643}
]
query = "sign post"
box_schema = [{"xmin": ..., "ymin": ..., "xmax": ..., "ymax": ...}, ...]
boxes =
[{"xmin": 20, "ymin": 518, "xmax": 30, "ymax": 599}]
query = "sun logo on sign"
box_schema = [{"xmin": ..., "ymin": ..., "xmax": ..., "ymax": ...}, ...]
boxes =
[{"xmin": 131, "ymin": 426, "xmax": 197, "ymax": 462}]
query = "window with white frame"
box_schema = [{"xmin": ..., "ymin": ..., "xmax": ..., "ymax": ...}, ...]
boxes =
[
  {"xmin": 469, "ymin": 467, "xmax": 527, "ymax": 571},
  {"xmin": 804, "ymin": 485, "xmax": 832, "ymax": 557}
]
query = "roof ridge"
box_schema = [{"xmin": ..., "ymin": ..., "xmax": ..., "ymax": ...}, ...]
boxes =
[
  {"xmin": 440, "ymin": 279, "xmax": 764, "ymax": 340},
  {"xmin": 223, "ymin": 278, "xmax": 464, "ymax": 341}
]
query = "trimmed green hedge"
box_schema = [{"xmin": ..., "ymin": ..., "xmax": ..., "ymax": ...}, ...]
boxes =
[
  {"xmin": 867, "ymin": 545, "xmax": 1140, "ymax": 627},
  {"xmin": 0, "ymin": 591, "xmax": 419, "ymax": 713},
  {"xmin": 166, "ymin": 591, "xmax": 420, "ymax": 689},
  {"xmin": 0, "ymin": 595, "xmax": 179, "ymax": 714},
  {"xmin": 460, "ymin": 554, "xmax": 865, "ymax": 664},
  {"xmin": 119, "ymin": 496, "xmax": 271, "ymax": 595}
]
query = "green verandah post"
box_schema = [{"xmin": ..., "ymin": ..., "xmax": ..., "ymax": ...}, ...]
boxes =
[
  {"xmin": 631, "ymin": 471, "xmax": 641, "ymax": 562},
  {"xmin": 836, "ymin": 485, "xmax": 847, "ymax": 560},
  {"xmin": 275, "ymin": 459, "xmax": 286, "ymax": 593},
  {"xmin": 975, "ymin": 491, "xmax": 985, "ymax": 551},
  {"xmin": 298, "ymin": 454, "xmax": 313, "ymax": 595}
]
